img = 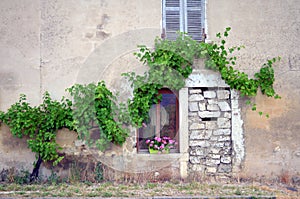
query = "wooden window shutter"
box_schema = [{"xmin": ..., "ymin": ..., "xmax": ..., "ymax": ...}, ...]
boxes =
[
  {"xmin": 185, "ymin": 0, "xmax": 205, "ymax": 41},
  {"xmin": 162, "ymin": 0, "xmax": 182, "ymax": 40}
]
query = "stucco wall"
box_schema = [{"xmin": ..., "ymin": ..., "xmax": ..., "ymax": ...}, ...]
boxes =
[
  {"xmin": 207, "ymin": 0, "xmax": 300, "ymax": 176},
  {"xmin": 0, "ymin": 0, "xmax": 299, "ymax": 179}
]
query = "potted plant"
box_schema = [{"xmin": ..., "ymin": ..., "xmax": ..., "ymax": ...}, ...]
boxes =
[{"xmin": 145, "ymin": 136, "xmax": 176, "ymax": 154}]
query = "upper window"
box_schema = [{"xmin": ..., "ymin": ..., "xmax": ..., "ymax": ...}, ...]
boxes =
[
  {"xmin": 137, "ymin": 88, "xmax": 179, "ymax": 153},
  {"xmin": 162, "ymin": 0, "xmax": 205, "ymax": 41}
]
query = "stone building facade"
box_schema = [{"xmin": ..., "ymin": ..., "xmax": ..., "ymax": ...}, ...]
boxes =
[{"xmin": 0, "ymin": 0, "xmax": 299, "ymax": 180}]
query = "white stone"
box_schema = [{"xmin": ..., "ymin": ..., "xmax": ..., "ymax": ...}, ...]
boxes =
[
  {"xmin": 210, "ymin": 154, "xmax": 221, "ymax": 159},
  {"xmin": 190, "ymin": 130, "xmax": 212, "ymax": 140},
  {"xmin": 198, "ymin": 102, "xmax": 206, "ymax": 111},
  {"xmin": 206, "ymin": 167, "xmax": 217, "ymax": 173},
  {"xmin": 213, "ymin": 129, "xmax": 231, "ymax": 136},
  {"xmin": 189, "ymin": 89, "xmax": 202, "ymax": 94},
  {"xmin": 221, "ymin": 156, "xmax": 232, "ymax": 164},
  {"xmin": 198, "ymin": 111, "xmax": 221, "ymax": 118},
  {"xmin": 190, "ymin": 164, "xmax": 203, "ymax": 171},
  {"xmin": 190, "ymin": 148, "xmax": 205, "ymax": 156},
  {"xmin": 217, "ymin": 118, "xmax": 231, "ymax": 128},
  {"xmin": 215, "ymin": 142, "xmax": 224, "ymax": 147},
  {"xmin": 207, "ymin": 104, "xmax": 219, "ymax": 111},
  {"xmin": 205, "ymin": 159, "xmax": 221, "ymax": 166},
  {"xmin": 189, "ymin": 94, "xmax": 204, "ymax": 101},
  {"xmin": 218, "ymin": 136, "xmax": 231, "ymax": 142},
  {"xmin": 203, "ymin": 91, "xmax": 216, "ymax": 98},
  {"xmin": 188, "ymin": 112, "xmax": 198, "ymax": 117},
  {"xmin": 217, "ymin": 90, "xmax": 230, "ymax": 99},
  {"xmin": 189, "ymin": 123, "xmax": 205, "ymax": 130},
  {"xmin": 224, "ymin": 112, "xmax": 232, "ymax": 118},
  {"xmin": 211, "ymin": 148, "xmax": 220, "ymax": 154},
  {"xmin": 206, "ymin": 121, "xmax": 217, "ymax": 130},
  {"xmin": 218, "ymin": 101, "xmax": 231, "ymax": 111},
  {"xmin": 189, "ymin": 140, "xmax": 210, "ymax": 147},
  {"xmin": 189, "ymin": 156, "xmax": 201, "ymax": 164},
  {"xmin": 189, "ymin": 102, "xmax": 198, "ymax": 112},
  {"xmin": 208, "ymin": 99, "xmax": 218, "ymax": 104}
]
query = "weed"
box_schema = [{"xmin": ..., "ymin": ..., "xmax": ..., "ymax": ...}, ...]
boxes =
[
  {"xmin": 95, "ymin": 162, "xmax": 103, "ymax": 182},
  {"xmin": 47, "ymin": 171, "xmax": 60, "ymax": 185},
  {"xmin": 235, "ymin": 188, "xmax": 242, "ymax": 195},
  {"xmin": 14, "ymin": 169, "xmax": 30, "ymax": 185},
  {"xmin": 68, "ymin": 161, "xmax": 81, "ymax": 183},
  {"xmin": 102, "ymin": 191, "xmax": 113, "ymax": 197},
  {"xmin": 146, "ymin": 182, "xmax": 157, "ymax": 189}
]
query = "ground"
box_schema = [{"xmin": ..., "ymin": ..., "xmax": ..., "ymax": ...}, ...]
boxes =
[{"xmin": 0, "ymin": 181, "xmax": 299, "ymax": 198}]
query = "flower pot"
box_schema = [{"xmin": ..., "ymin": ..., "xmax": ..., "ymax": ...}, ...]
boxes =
[
  {"xmin": 149, "ymin": 148, "xmax": 159, "ymax": 154},
  {"xmin": 148, "ymin": 148, "xmax": 170, "ymax": 154}
]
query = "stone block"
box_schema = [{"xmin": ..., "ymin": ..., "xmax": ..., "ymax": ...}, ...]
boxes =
[
  {"xmin": 198, "ymin": 102, "xmax": 206, "ymax": 111},
  {"xmin": 218, "ymin": 136, "xmax": 231, "ymax": 142},
  {"xmin": 188, "ymin": 112, "xmax": 198, "ymax": 117},
  {"xmin": 190, "ymin": 164, "xmax": 203, "ymax": 171},
  {"xmin": 218, "ymin": 101, "xmax": 231, "ymax": 111},
  {"xmin": 206, "ymin": 121, "xmax": 217, "ymax": 130},
  {"xmin": 210, "ymin": 154, "xmax": 221, "ymax": 159},
  {"xmin": 218, "ymin": 164, "xmax": 232, "ymax": 173},
  {"xmin": 210, "ymin": 148, "xmax": 220, "ymax": 154},
  {"xmin": 217, "ymin": 118, "xmax": 231, "ymax": 128},
  {"xmin": 213, "ymin": 129, "xmax": 231, "ymax": 136},
  {"xmin": 224, "ymin": 112, "xmax": 232, "ymax": 118},
  {"xmin": 189, "ymin": 89, "xmax": 202, "ymax": 94},
  {"xmin": 189, "ymin": 102, "xmax": 199, "ymax": 112},
  {"xmin": 189, "ymin": 156, "xmax": 201, "ymax": 164},
  {"xmin": 189, "ymin": 123, "xmax": 205, "ymax": 130},
  {"xmin": 221, "ymin": 156, "xmax": 232, "ymax": 164},
  {"xmin": 203, "ymin": 91, "xmax": 216, "ymax": 98},
  {"xmin": 206, "ymin": 167, "xmax": 217, "ymax": 173},
  {"xmin": 205, "ymin": 159, "xmax": 221, "ymax": 166},
  {"xmin": 214, "ymin": 142, "xmax": 224, "ymax": 148},
  {"xmin": 199, "ymin": 111, "xmax": 221, "ymax": 118},
  {"xmin": 190, "ymin": 130, "xmax": 212, "ymax": 140},
  {"xmin": 208, "ymin": 99, "xmax": 218, "ymax": 104},
  {"xmin": 189, "ymin": 147, "xmax": 205, "ymax": 156},
  {"xmin": 189, "ymin": 94, "xmax": 204, "ymax": 101},
  {"xmin": 210, "ymin": 136, "xmax": 218, "ymax": 141},
  {"xmin": 217, "ymin": 90, "xmax": 230, "ymax": 99},
  {"xmin": 189, "ymin": 140, "xmax": 210, "ymax": 147},
  {"xmin": 207, "ymin": 104, "xmax": 219, "ymax": 111}
]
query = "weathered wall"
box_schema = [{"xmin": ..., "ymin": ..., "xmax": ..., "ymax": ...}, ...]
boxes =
[
  {"xmin": 0, "ymin": 0, "xmax": 299, "ymax": 179},
  {"xmin": 0, "ymin": 0, "xmax": 162, "ymax": 175},
  {"xmin": 207, "ymin": 0, "xmax": 300, "ymax": 177}
]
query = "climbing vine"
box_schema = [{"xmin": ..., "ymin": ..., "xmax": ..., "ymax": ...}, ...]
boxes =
[
  {"xmin": 0, "ymin": 92, "xmax": 74, "ymax": 181},
  {"xmin": 67, "ymin": 81, "xmax": 129, "ymax": 151},
  {"xmin": 124, "ymin": 27, "xmax": 281, "ymax": 123}
]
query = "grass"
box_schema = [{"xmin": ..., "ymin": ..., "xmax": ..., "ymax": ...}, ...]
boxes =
[{"xmin": 0, "ymin": 181, "xmax": 298, "ymax": 198}]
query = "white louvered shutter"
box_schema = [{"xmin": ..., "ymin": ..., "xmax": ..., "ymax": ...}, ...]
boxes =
[
  {"xmin": 185, "ymin": 0, "xmax": 204, "ymax": 41},
  {"xmin": 163, "ymin": 0, "xmax": 182, "ymax": 40}
]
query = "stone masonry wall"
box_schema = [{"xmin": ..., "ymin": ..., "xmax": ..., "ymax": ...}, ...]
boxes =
[{"xmin": 188, "ymin": 87, "xmax": 232, "ymax": 176}]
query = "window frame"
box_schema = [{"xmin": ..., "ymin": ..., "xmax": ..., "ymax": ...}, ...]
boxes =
[
  {"xmin": 162, "ymin": 0, "xmax": 206, "ymax": 41},
  {"xmin": 136, "ymin": 88, "xmax": 179, "ymax": 153}
]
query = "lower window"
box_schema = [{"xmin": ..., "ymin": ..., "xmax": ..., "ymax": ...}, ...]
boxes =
[{"xmin": 137, "ymin": 88, "xmax": 179, "ymax": 153}]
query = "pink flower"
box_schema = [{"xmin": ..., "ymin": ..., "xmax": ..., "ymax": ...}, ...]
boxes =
[
  {"xmin": 157, "ymin": 137, "xmax": 162, "ymax": 142},
  {"xmin": 146, "ymin": 139, "xmax": 150, "ymax": 144}
]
